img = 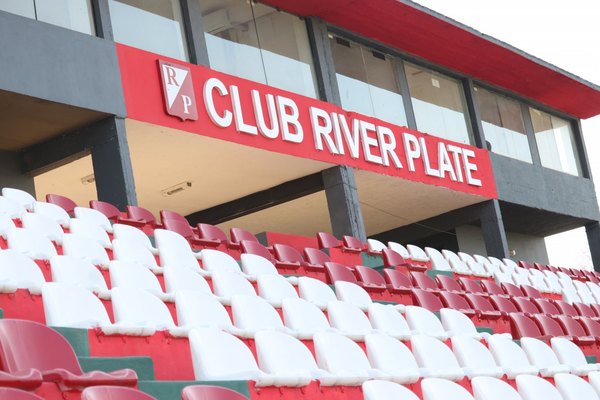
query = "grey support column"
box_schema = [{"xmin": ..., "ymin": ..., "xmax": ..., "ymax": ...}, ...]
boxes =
[
  {"xmin": 91, "ymin": 117, "xmax": 137, "ymax": 210},
  {"xmin": 322, "ymin": 166, "xmax": 366, "ymax": 241},
  {"xmin": 91, "ymin": 0, "xmax": 113, "ymax": 40},
  {"xmin": 180, "ymin": 0, "xmax": 210, "ymax": 66},
  {"xmin": 586, "ymin": 222, "xmax": 600, "ymax": 272},
  {"xmin": 463, "ymin": 79, "xmax": 486, "ymax": 149},
  {"xmin": 306, "ymin": 17, "xmax": 341, "ymax": 105},
  {"xmin": 480, "ymin": 200, "xmax": 509, "ymax": 258}
]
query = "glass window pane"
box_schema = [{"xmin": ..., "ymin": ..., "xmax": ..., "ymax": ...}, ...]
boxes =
[
  {"xmin": 0, "ymin": 0, "xmax": 35, "ymax": 18},
  {"xmin": 330, "ymin": 37, "xmax": 407, "ymax": 127},
  {"xmin": 475, "ymin": 86, "xmax": 532, "ymax": 163},
  {"xmin": 109, "ymin": 0, "xmax": 189, "ymax": 61},
  {"xmin": 36, "ymin": 0, "xmax": 95, "ymax": 35},
  {"xmin": 405, "ymin": 62, "xmax": 472, "ymax": 144},
  {"xmin": 201, "ymin": 0, "xmax": 317, "ymax": 98},
  {"xmin": 530, "ymin": 107, "xmax": 581, "ymax": 176}
]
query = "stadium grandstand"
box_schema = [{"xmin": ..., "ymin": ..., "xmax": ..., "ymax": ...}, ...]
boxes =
[{"xmin": 1, "ymin": 0, "xmax": 600, "ymax": 399}]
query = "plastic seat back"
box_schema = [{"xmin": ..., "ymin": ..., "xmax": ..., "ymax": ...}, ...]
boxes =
[
  {"xmin": 240, "ymin": 240, "xmax": 273, "ymax": 261},
  {"xmin": 82, "ymin": 386, "xmax": 156, "ymax": 400},
  {"xmin": 50, "ymin": 255, "xmax": 108, "ymax": 292},
  {"xmin": 7, "ymin": 227, "xmax": 57, "ymax": 260},
  {"xmin": 62, "ymin": 233, "xmax": 110, "ymax": 267},
  {"xmin": 554, "ymin": 299, "xmax": 579, "ymax": 317},
  {"xmin": 451, "ymin": 336, "xmax": 500, "ymax": 371},
  {"xmin": 324, "ymin": 262, "xmax": 357, "ymax": 284},
  {"xmin": 317, "ymin": 232, "xmax": 340, "ymax": 249},
  {"xmin": 355, "ymin": 265, "xmax": 386, "ymax": 287},
  {"xmin": 197, "ymin": 223, "xmax": 228, "ymax": 242},
  {"xmin": 2, "ymin": 188, "xmax": 35, "ymax": 211},
  {"xmin": 42, "ymin": 282, "xmax": 111, "ymax": 329},
  {"xmin": 90, "ymin": 200, "xmax": 121, "ymax": 221},
  {"xmin": 574, "ymin": 302, "xmax": 597, "ymax": 318},
  {"xmin": 464, "ymin": 294, "xmax": 497, "ymax": 313},
  {"xmin": 435, "ymin": 275, "xmax": 463, "ymax": 293},
  {"xmin": 32, "ymin": 202, "xmax": 70, "ymax": 229},
  {"xmin": 327, "ymin": 300, "xmax": 373, "ymax": 334},
  {"xmin": 425, "ymin": 247, "xmax": 451, "ymax": 272},
  {"xmin": 176, "ymin": 291, "xmax": 233, "ymax": 330},
  {"xmin": 368, "ymin": 303, "xmax": 411, "ymax": 337},
  {"xmin": 411, "ymin": 335, "xmax": 463, "ymax": 377},
  {"xmin": 487, "ymin": 336, "xmax": 533, "ymax": 370},
  {"xmin": 343, "ymin": 235, "xmax": 364, "ymax": 251},
  {"xmin": 405, "ymin": 305, "xmax": 446, "ymax": 338},
  {"xmin": 112, "ymin": 239, "xmax": 158, "ymax": 270},
  {"xmin": 109, "ymin": 261, "xmax": 164, "ymax": 296},
  {"xmin": 365, "ymin": 333, "xmax": 419, "ymax": 377},
  {"xmin": 159, "ymin": 210, "xmax": 188, "ymax": 225},
  {"xmin": 407, "ymin": 245, "xmax": 429, "ymax": 262},
  {"xmin": 111, "ymin": 287, "xmax": 175, "ymax": 331},
  {"xmin": 255, "ymin": 330, "xmax": 320, "ymax": 376},
  {"xmin": 69, "ymin": 218, "xmax": 111, "ymax": 248},
  {"xmin": 512, "ymin": 297, "xmax": 540, "ymax": 315},
  {"xmin": 303, "ymin": 247, "xmax": 331, "ymax": 266},
  {"xmin": 509, "ymin": 314, "xmax": 544, "ymax": 338},
  {"xmin": 282, "ymin": 298, "xmax": 332, "ymax": 333},
  {"xmin": 412, "ymin": 289, "xmax": 444, "ymax": 312},
  {"xmin": 382, "ymin": 248, "xmax": 409, "ymax": 267},
  {"xmin": 188, "ymin": 328, "xmax": 261, "ymax": 381},
  {"xmin": 362, "ymin": 380, "xmax": 419, "ymax": 400},
  {"xmin": 0, "ymin": 214, "xmax": 15, "ymax": 239},
  {"xmin": 21, "ymin": 213, "xmax": 64, "ymax": 243},
  {"xmin": 113, "ymin": 224, "xmax": 154, "ymax": 251},
  {"xmin": 182, "ymin": 385, "xmax": 249, "ymax": 400},
  {"xmin": 421, "ymin": 378, "xmax": 474, "ymax": 400},
  {"xmin": 458, "ymin": 277, "xmax": 485, "ymax": 294},
  {"xmin": 554, "ymin": 373, "xmax": 600, "ymax": 400},
  {"xmin": 154, "ymin": 229, "xmax": 193, "ymax": 254},
  {"xmin": 520, "ymin": 337, "xmax": 563, "ymax": 371},
  {"xmin": 201, "ymin": 249, "xmax": 242, "ymax": 275},
  {"xmin": 0, "ymin": 197, "xmax": 25, "ymax": 219},
  {"xmin": 388, "ymin": 242, "xmax": 411, "ymax": 259},
  {"xmin": 211, "ymin": 270, "xmax": 256, "ymax": 299},
  {"xmin": 0, "ymin": 387, "xmax": 44, "ymax": 400},
  {"xmin": 74, "ymin": 207, "xmax": 112, "ymax": 232},
  {"xmin": 232, "ymin": 295, "xmax": 284, "ymax": 331},
  {"xmin": 334, "ymin": 281, "xmax": 372, "ymax": 309},
  {"xmin": 479, "ymin": 280, "xmax": 504, "ymax": 296},
  {"xmin": 410, "ymin": 272, "xmax": 438, "ymax": 291},
  {"xmin": 532, "ymin": 314, "xmax": 565, "ymax": 337},
  {"xmin": 46, "ymin": 194, "xmax": 77, "ymax": 214},
  {"xmin": 441, "ymin": 308, "xmax": 479, "ymax": 337},
  {"xmin": 126, "ymin": 205, "xmax": 157, "ymax": 227},
  {"xmin": 489, "ymin": 295, "xmax": 519, "ymax": 314},
  {"xmin": 0, "ymin": 319, "xmax": 83, "ymax": 374},
  {"xmin": 515, "ymin": 375, "xmax": 563, "ymax": 400},
  {"xmin": 229, "ymin": 227, "xmax": 259, "ymax": 245},
  {"xmin": 162, "ymin": 218, "xmax": 195, "ymax": 240},
  {"xmin": 520, "ymin": 285, "xmax": 542, "ymax": 299},
  {"xmin": 273, "ymin": 244, "xmax": 304, "ymax": 264},
  {"xmin": 438, "ymin": 292, "xmax": 472, "ymax": 312},
  {"xmin": 257, "ymin": 274, "xmax": 298, "ymax": 304},
  {"xmin": 313, "ymin": 331, "xmax": 372, "ymax": 376},
  {"xmin": 240, "ymin": 253, "xmax": 278, "ymax": 277},
  {"xmin": 366, "ymin": 239, "xmax": 387, "ymax": 253},
  {"xmin": 0, "ymin": 249, "xmax": 46, "ymax": 293},
  {"xmin": 580, "ymin": 317, "xmax": 600, "ymax": 337},
  {"xmin": 383, "ymin": 269, "xmax": 413, "ymax": 289},
  {"xmin": 533, "ymin": 298, "xmax": 560, "ymax": 316},
  {"xmin": 501, "ymin": 282, "xmax": 525, "ymax": 297},
  {"xmin": 298, "ymin": 276, "xmax": 336, "ymax": 308},
  {"xmin": 471, "ymin": 376, "xmax": 523, "ymax": 400},
  {"xmin": 555, "ymin": 315, "xmax": 588, "ymax": 338},
  {"xmin": 551, "ymin": 337, "xmax": 590, "ymax": 368}
]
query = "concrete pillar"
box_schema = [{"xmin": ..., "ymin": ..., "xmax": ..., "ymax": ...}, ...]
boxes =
[
  {"xmin": 480, "ymin": 199, "xmax": 509, "ymax": 258},
  {"xmin": 586, "ymin": 222, "xmax": 600, "ymax": 272},
  {"xmin": 322, "ymin": 165, "xmax": 366, "ymax": 241}
]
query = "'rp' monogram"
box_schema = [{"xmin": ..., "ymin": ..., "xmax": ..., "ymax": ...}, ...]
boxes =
[{"xmin": 159, "ymin": 60, "xmax": 198, "ymax": 121}]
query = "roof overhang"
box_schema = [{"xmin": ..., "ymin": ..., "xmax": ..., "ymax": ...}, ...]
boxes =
[{"xmin": 261, "ymin": 0, "xmax": 600, "ymax": 119}]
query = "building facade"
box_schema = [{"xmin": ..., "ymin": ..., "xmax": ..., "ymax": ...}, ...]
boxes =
[{"xmin": 1, "ymin": 0, "xmax": 599, "ymax": 267}]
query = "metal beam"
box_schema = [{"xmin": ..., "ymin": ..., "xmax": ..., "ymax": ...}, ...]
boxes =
[
  {"xmin": 186, "ymin": 172, "xmax": 325, "ymax": 225},
  {"xmin": 480, "ymin": 199, "xmax": 509, "ymax": 258},
  {"xmin": 586, "ymin": 222, "xmax": 600, "ymax": 272}
]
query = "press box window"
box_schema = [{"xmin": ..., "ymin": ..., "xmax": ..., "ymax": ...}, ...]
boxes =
[
  {"xmin": 201, "ymin": 0, "xmax": 318, "ymax": 98},
  {"xmin": 475, "ymin": 86, "xmax": 532, "ymax": 163},
  {"xmin": 405, "ymin": 63, "xmax": 472, "ymax": 145},
  {"xmin": 330, "ymin": 36, "xmax": 407, "ymax": 127},
  {"xmin": 530, "ymin": 107, "xmax": 582, "ymax": 176},
  {"xmin": 109, "ymin": 0, "xmax": 189, "ymax": 61}
]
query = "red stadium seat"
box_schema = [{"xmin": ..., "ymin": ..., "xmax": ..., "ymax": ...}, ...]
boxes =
[
  {"xmin": 0, "ymin": 388, "xmax": 44, "ymax": 400},
  {"xmin": 554, "ymin": 315, "xmax": 597, "ymax": 344},
  {"xmin": 479, "ymin": 280, "xmax": 505, "ymax": 296},
  {"xmin": 383, "ymin": 269, "xmax": 413, "ymax": 292},
  {"xmin": 303, "ymin": 247, "xmax": 332, "ymax": 266},
  {"xmin": 579, "ymin": 317, "xmax": 600, "ymax": 337},
  {"xmin": 463, "ymin": 293, "xmax": 502, "ymax": 320},
  {"xmin": 590, "ymin": 303, "xmax": 600, "ymax": 318},
  {"xmin": 126, "ymin": 205, "xmax": 159, "ymax": 227},
  {"xmin": 411, "ymin": 288, "xmax": 444, "ymax": 312},
  {"xmin": 182, "ymin": 385, "xmax": 249, "ymax": 400},
  {"xmin": 81, "ymin": 386, "xmax": 156, "ymax": 400},
  {"xmin": 230, "ymin": 227, "xmax": 260, "ymax": 245},
  {"xmin": 382, "ymin": 248, "xmax": 426, "ymax": 272},
  {"xmin": 489, "ymin": 295, "xmax": 519, "ymax": 314},
  {"xmin": 354, "ymin": 265, "xmax": 387, "ymax": 291},
  {"xmin": 90, "ymin": 200, "xmax": 121, "ymax": 220},
  {"xmin": 509, "ymin": 313, "xmax": 545, "ymax": 339},
  {"xmin": 342, "ymin": 235, "xmax": 364, "ymax": 252},
  {"xmin": 409, "ymin": 272, "xmax": 439, "ymax": 292},
  {"xmin": 554, "ymin": 299, "xmax": 580, "ymax": 318},
  {"xmin": 459, "ymin": 277, "xmax": 487, "ymax": 295},
  {"xmin": 0, "ymin": 319, "xmax": 137, "ymax": 391},
  {"xmin": 438, "ymin": 292, "xmax": 475, "ymax": 316},
  {"xmin": 196, "ymin": 223, "xmax": 229, "ymax": 247},
  {"xmin": 520, "ymin": 284, "xmax": 542, "ymax": 299},
  {"xmin": 512, "ymin": 297, "xmax": 540, "ymax": 316},
  {"xmin": 241, "ymin": 240, "xmax": 274, "ymax": 262},
  {"xmin": 531, "ymin": 314, "xmax": 566, "ymax": 338},
  {"xmin": 273, "ymin": 244, "xmax": 305, "ymax": 270},
  {"xmin": 324, "ymin": 262, "xmax": 358, "ymax": 284},
  {"xmin": 501, "ymin": 282, "xmax": 525, "ymax": 298},
  {"xmin": 573, "ymin": 302, "xmax": 598, "ymax": 319},
  {"xmin": 317, "ymin": 232, "xmax": 341, "ymax": 249},
  {"xmin": 46, "ymin": 194, "xmax": 77, "ymax": 214},
  {"xmin": 533, "ymin": 298, "xmax": 561, "ymax": 316},
  {"xmin": 519, "ymin": 261, "xmax": 534, "ymax": 269},
  {"xmin": 435, "ymin": 275, "xmax": 465, "ymax": 294}
]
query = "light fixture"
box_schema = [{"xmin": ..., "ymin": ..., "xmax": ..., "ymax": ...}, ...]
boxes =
[
  {"xmin": 81, "ymin": 174, "xmax": 95, "ymax": 185},
  {"xmin": 161, "ymin": 181, "xmax": 192, "ymax": 197}
]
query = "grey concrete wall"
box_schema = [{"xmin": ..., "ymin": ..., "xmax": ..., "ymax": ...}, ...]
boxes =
[
  {"xmin": 492, "ymin": 154, "xmax": 600, "ymax": 221},
  {"xmin": 456, "ymin": 224, "xmax": 549, "ymax": 264},
  {"xmin": 0, "ymin": 150, "xmax": 35, "ymax": 196},
  {"xmin": 0, "ymin": 10, "xmax": 125, "ymax": 116}
]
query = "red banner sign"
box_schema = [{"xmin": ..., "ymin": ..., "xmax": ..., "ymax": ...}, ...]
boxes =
[{"xmin": 117, "ymin": 45, "xmax": 497, "ymax": 199}]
